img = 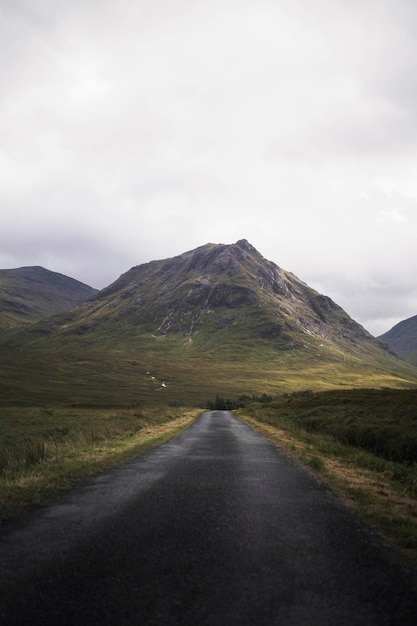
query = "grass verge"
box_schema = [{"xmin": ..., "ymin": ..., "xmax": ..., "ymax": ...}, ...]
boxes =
[
  {"xmin": 0, "ymin": 405, "xmax": 199, "ymax": 522},
  {"xmin": 237, "ymin": 400, "xmax": 417, "ymax": 567}
]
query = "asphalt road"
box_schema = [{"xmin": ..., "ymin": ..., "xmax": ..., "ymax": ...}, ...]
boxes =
[{"xmin": 1, "ymin": 410, "xmax": 417, "ymax": 625}]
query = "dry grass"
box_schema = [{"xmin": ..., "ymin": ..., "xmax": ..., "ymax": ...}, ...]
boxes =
[
  {"xmin": 0, "ymin": 407, "xmax": 198, "ymax": 522},
  {"xmin": 239, "ymin": 415, "xmax": 417, "ymax": 565}
]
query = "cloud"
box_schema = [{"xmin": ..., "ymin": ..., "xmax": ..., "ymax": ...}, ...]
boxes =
[
  {"xmin": 0, "ymin": 0, "xmax": 416, "ymax": 336},
  {"xmin": 376, "ymin": 210, "xmax": 408, "ymax": 225}
]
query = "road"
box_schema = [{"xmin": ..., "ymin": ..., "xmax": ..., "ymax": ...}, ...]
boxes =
[{"xmin": 1, "ymin": 410, "xmax": 416, "ymax": 625}]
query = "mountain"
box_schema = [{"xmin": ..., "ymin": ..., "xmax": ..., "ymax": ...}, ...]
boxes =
[
  {"xmin": 45, "ymin": 239, "xmax": 394, "ymax": 357},
  {"xmin": 0, "ymin": 266, "xmax": 97, "ymax": 330},
  {"xmin": 1, "ymin": 241, "xmax": 416, "ymax": 406},
  {"xmin": 379, "ymin": 315, "xmax": 417, "ymax": 367}
]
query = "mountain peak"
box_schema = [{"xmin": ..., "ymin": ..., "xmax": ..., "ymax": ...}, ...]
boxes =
[
  {"xmin": 233, "ymin": 238, "xmax": 255, "ymax": 252},
  {"xmin": 83, "ymin": 240, "xmax": 377, "ymax": 356},
  {"xmin": 235, "ymin": 238, "xmax": 259, "ymax": 253},
  {"xmin": 2, "ymin": 242, "xmax": 414, "ymax": 405},
  {"xmin": 179, "ymin": 240, "xmax": 269, "ymax": 277}
]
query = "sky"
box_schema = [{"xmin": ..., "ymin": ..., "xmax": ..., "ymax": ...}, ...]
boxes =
[{"xmin": 1, "ymin": 0, "xmax": 417, "ymax": 336}]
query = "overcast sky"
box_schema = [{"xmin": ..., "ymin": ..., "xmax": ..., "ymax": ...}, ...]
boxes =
[{"xmin": 1, "ymin": 0, "xmax": 416, "ymax": 336}]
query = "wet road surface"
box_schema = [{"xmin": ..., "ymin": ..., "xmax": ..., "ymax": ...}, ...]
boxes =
[{"xmin": 1, "ymin": 410, "xmax": 417, "ymax": 625}]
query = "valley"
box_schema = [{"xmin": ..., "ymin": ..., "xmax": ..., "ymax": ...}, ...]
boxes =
[
  {"xmin": 1, "ymin": 240, "xmax": 417, "ymax": 564},
  {"xmin": 1, "ymin": 240, "xmax": 416, "ymax": 407}
]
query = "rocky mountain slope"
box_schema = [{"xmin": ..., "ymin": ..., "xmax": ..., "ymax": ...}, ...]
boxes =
[
  {"xmin": 49, "ymin": 239, "xmax": 388, "ymax": 358},
  {"xmin": 379, "ymin": 315, "xmax": 417, "ymax": 367},
  {"xmin": 0, "ymin": 266, "xmax": 97, "ymax": 329},
  {"xmin": 1, "ymin": 241, "xmax": 416, "ymax": 405}
]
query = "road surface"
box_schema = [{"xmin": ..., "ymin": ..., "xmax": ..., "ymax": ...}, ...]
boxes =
[{"xmin": 1, "ymin": 410, "xmax": 416, "ymax": 625}]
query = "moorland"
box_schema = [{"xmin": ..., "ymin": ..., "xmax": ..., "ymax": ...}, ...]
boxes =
[{"xmin": 1, "ymin": 241, "xmax": 417, "ymax": 564}]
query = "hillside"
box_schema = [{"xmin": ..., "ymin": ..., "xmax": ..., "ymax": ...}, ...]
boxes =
[
  {"xmin": 0, "ymin": 267, "xmax": 97, "ymax": 330},
  {"xmin": 1, "ymin": 241, "xmax": 416, "ymax": 406},
  {"xmin": 379, "ymin": 315, "xmax": 417, "ymax": 367},
  {"xmin": 35, "ymin": 239, "xmax": 400, "ymax": 360}
]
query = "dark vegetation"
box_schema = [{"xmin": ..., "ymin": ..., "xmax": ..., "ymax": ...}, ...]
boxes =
[
  {"xmin": 223, "ymin": 388, "xmax": 417, "ymax": 465},
  {"xmin": 207, "ymin": 393, "xmax": 275, "ymax": 410}
]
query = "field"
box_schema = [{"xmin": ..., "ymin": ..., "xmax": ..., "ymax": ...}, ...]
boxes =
[
  {"xmin": 1, "ymin": 380, "xmax": 417, "ymax": 567},
  {"xmin": 1, "ymin": 338, "xmax": 416, "ymax": 408},
  {"xmin": 0, "ymin": 404, "xmax": 198, "ymax": 521}
]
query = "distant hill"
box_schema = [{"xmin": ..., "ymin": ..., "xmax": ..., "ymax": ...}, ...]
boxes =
[
  {"xmin": 1, "ymin": 241, "xmax": 416, "ymax": 406},
  {"xmin": 0, "ymin": 266, "xmax": 97, "ymax": 330},
  {"xmin": 379, "ymin": 315, "xmax": 417, "ymax": 367}
]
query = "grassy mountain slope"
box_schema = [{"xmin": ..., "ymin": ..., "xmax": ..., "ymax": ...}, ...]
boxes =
[
  {"xmin": 1, "ymin": 241, "xmax": 416, "ymax": 406},
  {"xmin": 379, "ymin": 315, "xmax": 417, "ymax": 367},
  {"xmin": 0, "ymin": 267, "xmax": 97, "ymax": 330}
]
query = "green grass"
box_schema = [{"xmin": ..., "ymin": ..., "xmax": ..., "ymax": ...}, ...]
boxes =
[
  {"xmin": 0, "ymin": 405, "xmax": 199, "ymax": 521},
  {"xmin": 1, "ymin": 337, "xmax": 416, "ymax": 409},
  {"xmin": 237, "ymin": 388, "xmax": 417, "ymax": 565},
  {"xmin": 244, "ymin": 388, "xmax": 417, "ymax": 464}
]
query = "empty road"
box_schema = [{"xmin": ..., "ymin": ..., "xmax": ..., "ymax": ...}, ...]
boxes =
[{"xmin": 1, "ymin": 410, "xmax": 416, "ymax": 625}]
